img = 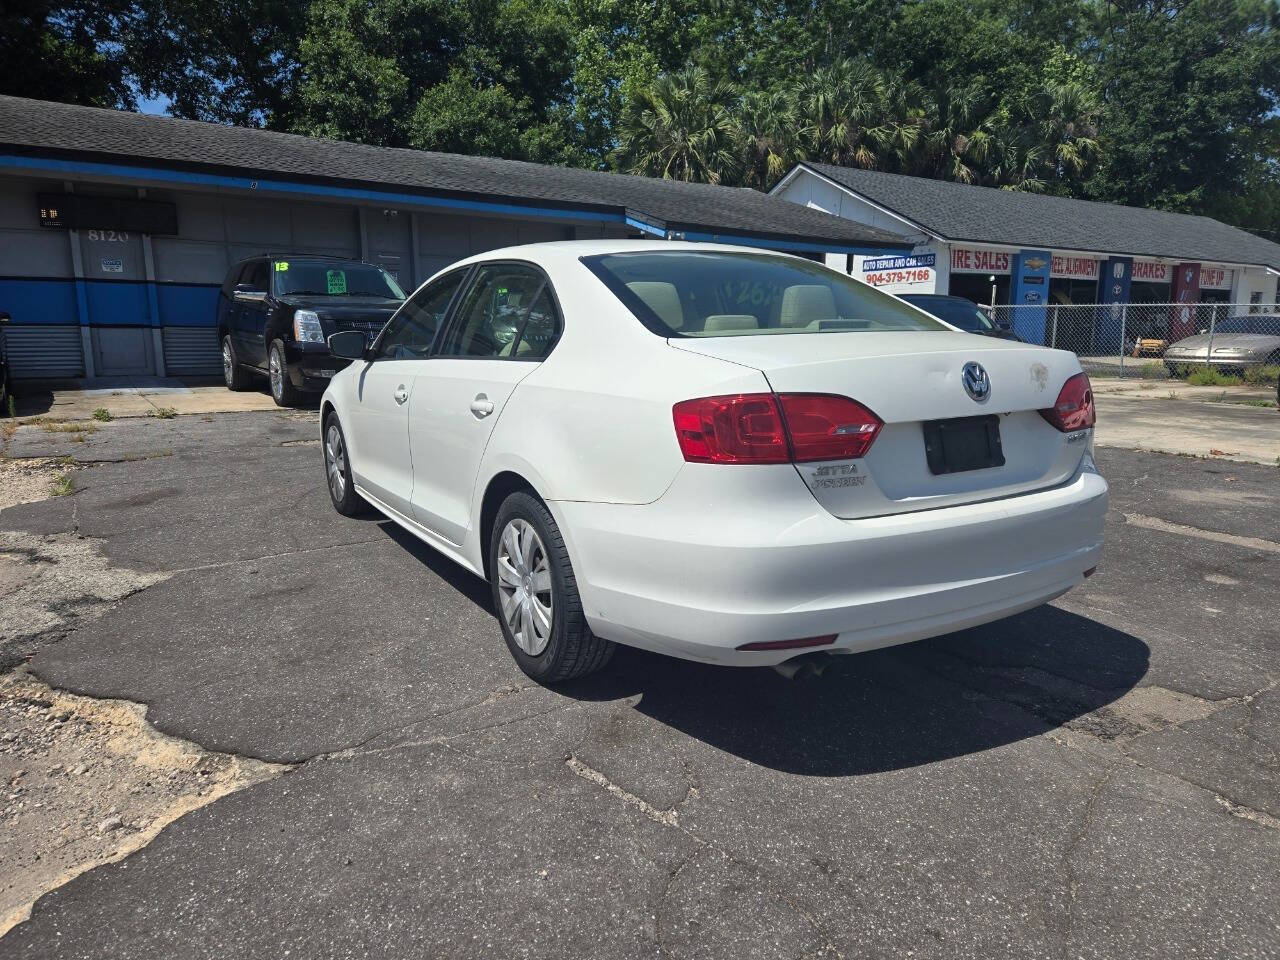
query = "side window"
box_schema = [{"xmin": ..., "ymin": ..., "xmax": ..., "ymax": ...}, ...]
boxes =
[
  {"xmin": 510, "ymin": 287, "xmax": 559, "ymax": 359},
  {"xmin": 439, "ymin": 264, "xmax": 548, "ymax": 359},
  {"xmin": 374, "ymin": 269, "xmax": 466, "ymax": 360},
  {"xmin": 243, "ymin": 260, "xmax": 268, "ymax": 293}
]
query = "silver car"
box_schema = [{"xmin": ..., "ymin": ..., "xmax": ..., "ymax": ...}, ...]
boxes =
[{"xmin": 1164, "ymin": 314, "xmax": 1280, "ymax": 371}]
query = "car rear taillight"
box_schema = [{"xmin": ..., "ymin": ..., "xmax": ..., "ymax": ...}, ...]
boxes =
[
  {"xmin": 1039, "ymin": 373, "xmax": 1095, "ymax": 432},
  {"xmin": 673, "ymin": 393, "xmax": 882, "ymax": 464},
  {"xmin": 778, "ymin": 394, "xmax": 881, "ymax": 462}
]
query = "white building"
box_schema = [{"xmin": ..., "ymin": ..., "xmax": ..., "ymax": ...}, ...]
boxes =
[{"xmin": 771, "ymin": 162, "xmax": 1280, "ymax": 318}]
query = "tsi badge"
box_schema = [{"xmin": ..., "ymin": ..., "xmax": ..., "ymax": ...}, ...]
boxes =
[{"xmin": 962, "ymin": 361, "xmax": 991, "ymax": 402}]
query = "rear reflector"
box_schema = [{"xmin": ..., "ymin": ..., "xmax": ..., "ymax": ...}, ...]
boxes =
[
  {"xmin": 1040, "ymin": 373, "xmax": 1095, "ymax": 432},
  {"xmin": 673, "ymin": 393, "xmax": 882, "ymax": 464},
  {"xmin": 736, "ymin": 634, "xmax": 837, "ymax": 652}
]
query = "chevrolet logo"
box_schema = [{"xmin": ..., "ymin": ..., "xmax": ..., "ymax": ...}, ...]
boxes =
[{"xmin": 1024, "ymin": 257, "xmax": 1047, "ymax": 271}]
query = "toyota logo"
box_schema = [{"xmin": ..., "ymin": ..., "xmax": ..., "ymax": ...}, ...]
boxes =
[{"xmin": 962, "ymin": 362, "xmax": 991, "ymax": 402}]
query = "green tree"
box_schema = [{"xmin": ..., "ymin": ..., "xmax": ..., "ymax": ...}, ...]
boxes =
[
  {"xmin": 127, "ymin": 0, "xmax": 307, "ymax": 126},
  {"xmin": 792, "ymin": 59, "xmax": 890, "ymax": 170},
  {"xmin": 1087, "ymin": 0, "xmax": 1280, "ymax": 213},
  {"xmin": 734, "ymin": 88, "xmax": 799, "ymax": 190},
  {"xmin": 287, "ymin": 0, "xmax": 574, "ymax": 152},
  {"xmin": 0, "ymin": 1, "xmax": 139, "ymax": 108},
  {"xmin": 613, "ymin": 66, "xmax": 740, "ymax": 182}
]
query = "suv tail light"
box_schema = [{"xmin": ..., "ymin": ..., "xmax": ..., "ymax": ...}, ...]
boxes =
[
  {"xmin": 1039, "ymin": 373, "xmax": 1095, "ymax": 432},
  {"xmin": 673, "ymin": 393, "xmax": 882, "ymax": 464}
]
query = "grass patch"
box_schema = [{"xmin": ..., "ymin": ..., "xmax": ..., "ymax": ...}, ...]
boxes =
[
  {"xmin": 150, "ymin": 406, "xmax": 178, "ymax": 419},
  {"xmin": 1137, "ymin": 361, "xmax": 1168, "ymax": 380},
  {"xmin": 1213, "ymin": 397, "xmax": 1277, "ymax": 408},
  {"xmin": 1179, "ymin": 364, "xmax": 1242, "ymax": 386},
  {"xmin": 92, "ymin": 407, "xmax": 114, "ymax": 422},
  {"xmin": 50, "ymin": 472, "xmax": 75, "ymax": 497},
  {"xmin": 1241, "ymin": 364, "xmax": 1280, "ymax": 386},
  {"xmin": 39, "ymin": 420, "xmax": 99, "ymax": 435}
]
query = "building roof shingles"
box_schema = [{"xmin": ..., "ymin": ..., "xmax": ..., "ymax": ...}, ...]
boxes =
[
  {"xmin": 0, "ymin": 96, "xmax": 910, "ymax": 251},
  {"xmin": 797, "ymin": 162, "xmax": 1280, "ymax": 270}
]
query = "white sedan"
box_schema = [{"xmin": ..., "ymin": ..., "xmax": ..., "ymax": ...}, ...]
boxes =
[{"xmin": 321, "ymin": 241, "xmax": 1107, "ymax": 681}]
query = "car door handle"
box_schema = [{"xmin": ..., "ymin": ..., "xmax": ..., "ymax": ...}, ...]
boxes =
[
  {"xmin": 469, "ymin": 394, "xmax": 495, "ymax": 418},
  {"xmin": 393, "ymin": 385, "xmax": 408, "ymax": 405}
]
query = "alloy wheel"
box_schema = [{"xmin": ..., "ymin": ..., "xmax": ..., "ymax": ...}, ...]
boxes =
[
  {"xmin": 496, "ymin": 518, "xmax": 553, "ymax": 656},
  {"xmin": 269, "ymin": 349, "xmax": 283, "ymax": 400},
  {"xmin": 222, "ymin": 340, "xmax": 234, "ymax": 386},
  {"xmin": 324, "ymin": 423, "xmax": 346, "ymax": 502}
]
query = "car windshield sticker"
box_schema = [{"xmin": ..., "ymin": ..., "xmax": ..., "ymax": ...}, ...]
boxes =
[
  {"xmin": 326, "ymin": 270, "xmax": 347, "ymax": 295},
  {"xmin": 275, "ymin": 261, "xmax": 289, "ymax": 271}
]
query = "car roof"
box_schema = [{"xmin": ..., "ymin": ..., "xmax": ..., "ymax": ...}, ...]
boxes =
[{"xmin": 442, "ymin": 239, "xmax": 809, "ymax": 271}]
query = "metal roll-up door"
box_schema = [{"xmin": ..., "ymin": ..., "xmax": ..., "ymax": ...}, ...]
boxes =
[
  {"xmin": 162, "ymin": 327, "xmax": 221, "ymax": 375},
  {"xmin": 5, "ymin": 326, "xmax": 86, "ymax": 378}
]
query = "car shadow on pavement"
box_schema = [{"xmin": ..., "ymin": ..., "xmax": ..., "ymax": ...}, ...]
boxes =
[
  {"xmin": 377, "ymin": 520, "xmax": 495, "ymax": 610},
  {"xmin": 557, "ymin": 605, "xmax": 1150, "ymax": 777},
  {"xmin": 375, "ymin": 521, "xmax": 1149, "ymax": 777}
]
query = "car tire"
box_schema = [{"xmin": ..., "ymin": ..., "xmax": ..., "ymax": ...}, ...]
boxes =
[
  {"xmin": 222, "ymin": 335, "xmax": 253, "ymax": 391},
  {"xmin": 268, "ymin": 339, "xmax": 301, "ymax": 407},
  {"xmin": 322, "ymin": 412, "xmax": 369, "ymax": 517},
  {"xmin": 489, "ymin": 491, "xmax": 613, "ymax": 683}
]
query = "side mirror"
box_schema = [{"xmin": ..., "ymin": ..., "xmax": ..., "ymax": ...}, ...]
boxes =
[
  {"xmin": 327, "ymin": 330, "xmax": 369, "ymax": 360},
  {"xmin": 233, "ymin": 283, "xmax": 266, "ymax": 301}
]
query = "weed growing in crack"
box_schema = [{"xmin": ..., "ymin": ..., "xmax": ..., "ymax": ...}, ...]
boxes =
[
  {"xmin": 50, "ymin": 473, "xmax": 74, "ymax": 497},
  {"xmin": 150, "ymin": 407, "xmax": 178, "ymax": 420},
  {"xmin": 92, "ymin": 408, "xmax": 114, "ymax": 422}
]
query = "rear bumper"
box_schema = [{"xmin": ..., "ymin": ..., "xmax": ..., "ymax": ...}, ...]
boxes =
[{"xmin": 555, "ymin": 459, "xmax": 1108, "ymax": 666}]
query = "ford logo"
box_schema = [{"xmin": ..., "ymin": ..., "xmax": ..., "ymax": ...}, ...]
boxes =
[{"xmin": 962, "ymin": 361, "xmax": 991, "ymax": 402}]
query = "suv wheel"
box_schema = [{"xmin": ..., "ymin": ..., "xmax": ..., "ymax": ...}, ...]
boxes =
[
  {"xmin": 322, "ymin": 413, "xmax": 368, "ymax": 516},
  {"xmin": 268, "ymin": 339, "xmax": 301, "ymax": 407},
  {"xmin": 489, "ymin": 491, "xmax": 613, "ymax": 682},
  {"xmin": 222, "ymin": 336, "xmax": 253, "ymax": 391}
]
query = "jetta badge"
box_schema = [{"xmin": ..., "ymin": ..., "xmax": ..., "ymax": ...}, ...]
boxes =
[{"xmin": 962, "ymin": 361, "xmax": 991, "ymax": 402}]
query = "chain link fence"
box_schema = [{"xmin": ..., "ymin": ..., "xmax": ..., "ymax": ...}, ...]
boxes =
[{"xmin": 985, "ymin": 302, "xmax": 1280, "ymax": 384}]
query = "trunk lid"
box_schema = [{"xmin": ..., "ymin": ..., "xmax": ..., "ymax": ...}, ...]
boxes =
[{"xmin": 669, "ymin": 331, "xmax": 1089, "ymax": 519}]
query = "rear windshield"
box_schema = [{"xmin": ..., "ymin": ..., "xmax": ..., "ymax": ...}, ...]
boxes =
[
  {"xmin": 583, "ymin": 251, "xmax": 947, "ymax": 337},
  {"xmin": 273, "ymin": 260, "xmax": 405, "ymax": 300}
]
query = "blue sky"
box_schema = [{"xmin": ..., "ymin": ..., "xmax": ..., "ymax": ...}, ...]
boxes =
[{"xmin": 136, "ymin": 93, "xmax": 172, "ymax": 115}]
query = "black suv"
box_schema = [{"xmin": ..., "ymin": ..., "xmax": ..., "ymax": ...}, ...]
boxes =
[{"xmin": 217, "ymin": 255, "xmax": 406, "ymax": 406}]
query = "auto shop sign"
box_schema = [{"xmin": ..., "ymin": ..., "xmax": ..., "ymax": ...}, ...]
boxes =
[
  {"xmin": 1199, "ymin": 265, "xmax": 1234, "ymax": 290},
  {"xmin": 1132, "ymin": 260, "xmax": 1172, "ymax": 283},
  {"xmin": 1050, "ymin": 255, "xmax": 1098, "ymax": 279},
  {"xmin": 857, "ymin": 253, "xmax": 936, "ymax": 292},
  {"xmin": 950, "ymin": 247, "xmax": 1011, "ymax": 273}
]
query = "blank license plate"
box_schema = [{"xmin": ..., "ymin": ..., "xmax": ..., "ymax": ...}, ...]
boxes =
[{"xmin": 922, "ymin": 415, "xmax": 1005, "ymax": 475}]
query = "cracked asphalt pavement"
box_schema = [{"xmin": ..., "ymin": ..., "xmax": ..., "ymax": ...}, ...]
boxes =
[{"xmin": 1, "ymin": 409, "xmax": 1278, "ymax": 958}]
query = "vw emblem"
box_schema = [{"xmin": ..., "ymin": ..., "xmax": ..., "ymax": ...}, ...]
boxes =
[{"xmin": 962, "ymin": 361, "xmax": 991, "ymax": 402}]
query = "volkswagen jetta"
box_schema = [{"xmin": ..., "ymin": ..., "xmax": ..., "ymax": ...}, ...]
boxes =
[{"xmin": 320, "ymin": 241, "xmax": 1107, "ymax": 681}]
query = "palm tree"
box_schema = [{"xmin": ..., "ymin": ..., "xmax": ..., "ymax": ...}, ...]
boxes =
[
  {"xmin": 792, "ymin": 59, "xmax": 887, "ymax": 169},
  {"xmin": 613, "ymin": 67, "xmax": 740, "ymax": 184},
  {"xmin": 910, "ymin": 82, "xmax": 998, "ymax": 185},
  {"xmin": 734, "ymin": 87, "xmax": 798, "ymax": 190},
  {"xmin": 872, "ymin": 71, "xmax": 927, "ymax": 173},
  {"xmin": 981, "ymin": 81, "xmax": 1102, "ymax": 192}
]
